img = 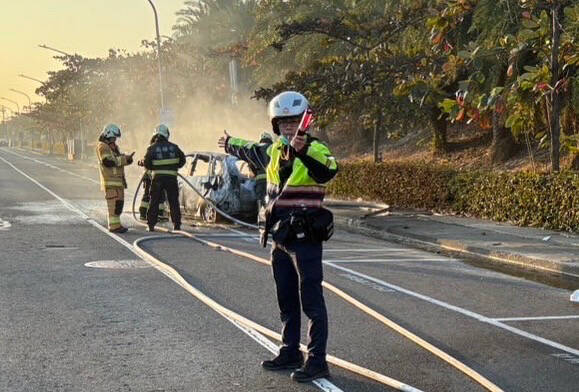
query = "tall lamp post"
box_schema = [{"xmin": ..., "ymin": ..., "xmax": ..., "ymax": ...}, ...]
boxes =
[
  {"xmin": 18, "ymin": 75, "xmax": 47, "ymax": 103},
  {"xmin": 38, "ymin": 44, "xmax": 84, "ymax": 158},
  {"xmin": 39, "ymin": 43, "xmax": 71, "ymax": 56},
  {"xmin": 146, "ymin": 0, "xmax": 166, "ymax": 116},
  {"xmin": 9, "ymin": 89, "xmax": 32, "ymax": 112},
  {"xmin": 18, "ymin": 74, "xmax": 46, "ymax": 86},
  {"xmin": 1, "ymin": 101, "xmax": 19, "ymax": 146},
  {"xmin": 0, "ymin": 105, "xmax": 12, "ymax": 142},
  {"xmin": 0, "ymin": 97, "xmax": 20, "ymax": 115}
]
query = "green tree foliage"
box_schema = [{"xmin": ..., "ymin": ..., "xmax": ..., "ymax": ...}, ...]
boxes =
[{"xmin": 19, "ymin": 0, "xmax": 577, "ymax": 170}]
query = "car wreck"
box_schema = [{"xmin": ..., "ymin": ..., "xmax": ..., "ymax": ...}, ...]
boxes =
[{"xmin": 179, "ymin": 152, "xmax": 259, "ymax": 223}]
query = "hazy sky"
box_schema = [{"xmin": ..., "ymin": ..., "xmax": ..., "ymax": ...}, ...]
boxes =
[{"xmin": 0, "ymin": 0, "xmax": 186, "ymax": 112}]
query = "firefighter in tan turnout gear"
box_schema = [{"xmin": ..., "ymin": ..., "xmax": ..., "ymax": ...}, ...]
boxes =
[
  {"xmin": 96, "ymin": 123, "xmax": 134, "ymax": 233},
  {"xmin": 218, "ymin": 91, "xmax": 338, "ymax": 383}
]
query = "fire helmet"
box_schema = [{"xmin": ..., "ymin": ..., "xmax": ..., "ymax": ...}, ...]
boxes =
[
  {"xmin": 101, "ymin": 123, "xmax": 121, "ymax": 139},
  {"xmin": 154, "ymin": 124, "xmax": 170, "ymax": 139},
  {"xmin": 268, "ymin": 91, "xmax": 309, "ymax": 134}
]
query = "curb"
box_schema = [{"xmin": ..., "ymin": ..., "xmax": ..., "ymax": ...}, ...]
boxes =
[{"xmin": 335, "ymin": 215, "xmax": 579, "ymax": 280}]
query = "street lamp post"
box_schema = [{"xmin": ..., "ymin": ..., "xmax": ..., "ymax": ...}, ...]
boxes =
[
  {"xmin": 0, "ymin": 97, "xmax": 20, "ymax": 114},
  {"xmin": 9, "ymin": 89, "xmax": 32, "ymax": 112},
  {"xmin": 18, "ymin": 74, "xmax": 46, "ymax": 86},
  {"xmin": 1, "ymin": 105, "xmax": 16, "ymax": 146},
  {"xmin": 38, "ymin": 43, "xmax": 71, "ymax": 57},
  {"xmin": 146, "ymin": 0, "xmax": 166, "ymax": 115},
  {"xmin": 38, "ymin": 44, "xmax": 83, "ymax": 158},
  {"xmin": 1, "ymin": 106, "xmax": 7, "ymax": 142}
]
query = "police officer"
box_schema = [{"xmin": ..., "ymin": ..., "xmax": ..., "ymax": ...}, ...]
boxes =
[
  {"xmin": 96, "ymin": 123, "xmax": 134, "ymax": 233},
  {"xmin": 218, "ymin": 91, "xmax": 338, "ymax": 383},
  {"xmin": 138, "ymin": 133, "xmax": 169, "ymax": 221},
  {"xmin": 143, "ymin": 124, "xmax": 186, "ymax": 232}
]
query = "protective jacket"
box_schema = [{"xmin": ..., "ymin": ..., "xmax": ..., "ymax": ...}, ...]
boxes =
[
  {"xmin": 96, "ymin": 141, "xmax": 130, "ymax": 191},
  {"xmin": 144, "ymin": 137, "xmax": 186, "ymax": 177},
  {"xmin": 225, "ymin": 136, "xmax": 338, "ymax": 209}
]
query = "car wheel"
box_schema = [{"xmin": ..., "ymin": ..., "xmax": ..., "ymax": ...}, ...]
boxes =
[{"xmin": 202, "ymin": 204, "xmax": 217, "ymax": 223}]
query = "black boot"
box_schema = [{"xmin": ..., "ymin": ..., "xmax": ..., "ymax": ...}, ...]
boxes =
[
  {"xmin": 261, "ymin": 351, "xmax": 303, "ymax": 371},
  {"xmin": 291, "ymin": 361, "xmax": 329, "ymax": 383},
  {"xmin": 139, "ymin": 207, "xmax": 147, "ymax": 221},
  {"xmin": 110, "ymin": 226, "xmax": 128, "ymax": 234}
]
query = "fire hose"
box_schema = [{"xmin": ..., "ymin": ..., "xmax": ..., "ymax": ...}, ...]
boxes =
[{"xmin": 130, "ymin": 170, "xmax": 504, "ymax": 392}]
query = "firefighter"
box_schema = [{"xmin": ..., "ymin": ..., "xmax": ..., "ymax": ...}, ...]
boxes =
[
  {"xmin": 143, "ymin": 124, "xmax": 186, "ymax": 232},
  {"xmin": 138, "ymin": 134, "xmax": 169, "ymax": 221},
  {"xmin": 218, "ymin": 91, "xmax": 338, "ymax": 383},
  {"xmin": 96, "ymin": 123, "xmax": 134, "ymax": 233}
]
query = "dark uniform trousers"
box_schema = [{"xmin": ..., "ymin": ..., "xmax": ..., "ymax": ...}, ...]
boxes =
[
  {"xmin": 272, "ymin": 239, "xmax": 328, "ymax": 365},
  {"xmin": 141, "ymin": 174, "xmax": 166, "ymax": 218},
  {"xmin": 147, "ymin": 175, "xmax": 181, "ymax": 228}
]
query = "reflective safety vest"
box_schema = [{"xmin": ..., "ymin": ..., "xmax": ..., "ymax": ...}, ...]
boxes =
[
  {"xmin": 96, "ymin": 141, "xmax": 128, "ymax": 191},
  {"xmin": 266, "ymin": 140, "xmax": 337, "ymax": 208}
]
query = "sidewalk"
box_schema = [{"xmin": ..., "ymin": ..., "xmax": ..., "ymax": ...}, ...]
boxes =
[{"xmin": 327, "ymin": 200, "xmax": 579, "ymax": 280}]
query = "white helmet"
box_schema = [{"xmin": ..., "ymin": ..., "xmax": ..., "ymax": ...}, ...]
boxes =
[
  {"xmin": 102, "ymin": 123, "xmax": 121, "ymax": 139},
  {"xmin": 154, "ymin": 124, "xmax": 170, "ymax": 139},
  {"xmin": 268, "ymin": 91, "xmax": 309, "ymax": 134}
]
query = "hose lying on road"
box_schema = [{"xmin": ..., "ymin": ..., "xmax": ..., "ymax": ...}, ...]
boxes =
[
  {"xmin": 133, "ymin": 234, "xmax": 423, "ymax": 392},
  {"xmin": 132, "ymin": 171, "xmax": 504, "ymax": 392}
]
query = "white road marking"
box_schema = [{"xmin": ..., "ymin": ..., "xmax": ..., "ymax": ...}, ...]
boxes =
[
  {"xmin": 5, "ymin": 150, "xmax": 577, "ymax": 365},
  {"xmin": 551, "ymin": 353, "xmax": 579, "ymax": 366},
  {"xmin": 339, "ymin": 273, "xmax": 396, "ymax": 293},
  {"xmin": 0, "ymin": 152, "xmax": 346, "ymax": 392},
  {"xmin": 226, "ymin": 226, "xmax": 256, "ymax": 242},
  {"xmin": 0, "ymin": 218, "xmax": 11, "ymax": 230},
  {"xmin": 224, "ymin": 315, "xmax": 343, "ymax": 392},
  {"xmin": 218, "ymin": 216, "xmax": 579, "ymax": 357},
  {"xmin": 493, "ymin": 315, "xmax": 579, "ymax": 322},
  {"xmin": 196, "ymin": 233, "xmax": 260, "ymax": 238},
  {"xmin": 326, "ymin": 262, "xmax": 579, "ymax": 357},
  {"xmin": 326, "ymin": 258, "xmax": 454, "ymax": 263},
  {"xmin": 3, "ymin": 148, "xmax": 100, "ymax": 185},
  {"xmin": 325, "ymin": 248, "xmax": 410, "ymax": 252}
]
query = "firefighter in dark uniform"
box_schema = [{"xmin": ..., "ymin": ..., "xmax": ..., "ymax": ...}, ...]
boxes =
[
  {"xmin": 138, "ymin": 134, "xmax": 168, "ymax": 221},
  {"xmin": 143, "ymin": 124, "xmax": 186, "ymax": 232},
  {"xmin": 218, "ymin": 91, "xmax": 338, "ymax": 383}
]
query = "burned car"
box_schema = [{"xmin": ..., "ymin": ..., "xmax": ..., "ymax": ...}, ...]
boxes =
[{"xmin": 179, "ymin": 152, "xmax": 259, "ymax": 223}]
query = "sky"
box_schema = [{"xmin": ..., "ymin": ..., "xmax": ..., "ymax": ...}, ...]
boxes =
[{"xmin": 0, "ymin": 0, "xmax": 186, "ymax": 113}]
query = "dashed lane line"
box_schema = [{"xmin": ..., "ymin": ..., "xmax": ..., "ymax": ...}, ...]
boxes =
[
  {"xmin": 0, "ymin": 218, "xmax": 11, "ymax": 230},
  {"xmin": 326, "ymin": 258, "xmax": 455, "ymax": 263},
  {"xmin": 326, "ymin": 262, "xmax": 579, "ymax": 357},
  {"xmin": 224, "ymin": 227, "xmax": 579, "ymax": 357},
  {"xmin": 492, "ymin": 315, "xmax": 579, "ymax": 322}
]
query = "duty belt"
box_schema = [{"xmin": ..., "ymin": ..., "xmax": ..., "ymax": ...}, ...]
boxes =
[{"xmin": 268, "ymin": 185, "xmax": 325, "ymax": 208}]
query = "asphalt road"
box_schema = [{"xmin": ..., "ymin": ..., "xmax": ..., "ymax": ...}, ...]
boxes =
[{"xmin": 0, "ymin": 147, "xmax": 578, "ymax": 392}]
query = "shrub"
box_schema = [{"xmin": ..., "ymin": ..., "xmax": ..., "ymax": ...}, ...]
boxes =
[{"xmin": 328, "ymin": 161, "xmax": 578, "ymax": 232}]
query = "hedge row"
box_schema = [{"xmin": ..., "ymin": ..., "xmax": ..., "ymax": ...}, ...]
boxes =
[{"xmin": 327, "ymin": 161, "xmax": 579, "ymax": 232}]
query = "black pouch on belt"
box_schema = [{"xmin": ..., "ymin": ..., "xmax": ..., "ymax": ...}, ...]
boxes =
[
  {"xmin": 270, "ymin": 217, "xmax": 295, "ymax": 243},
  {"xmin": 305, "ymin": 207, "xmax": 334, "ymax": 242}
]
